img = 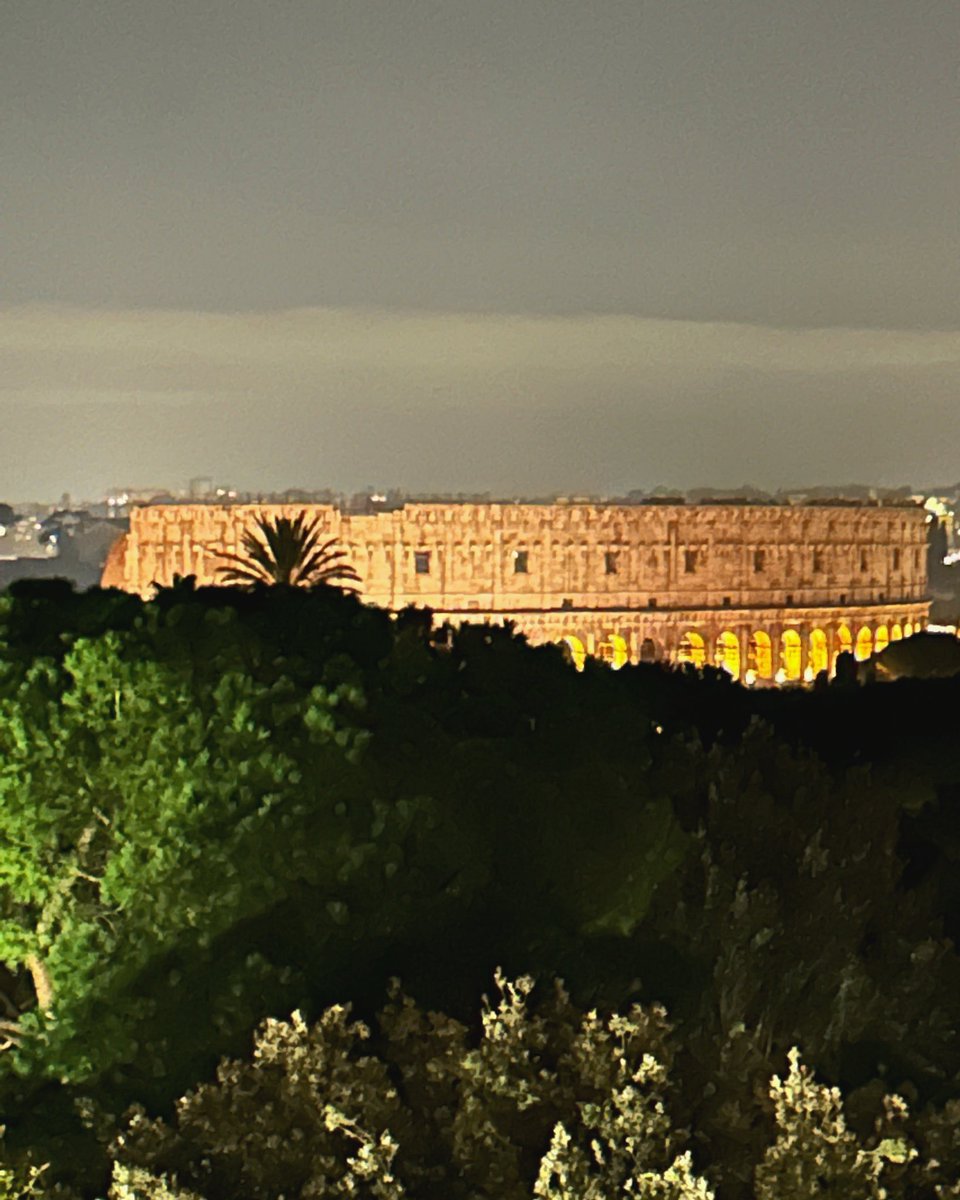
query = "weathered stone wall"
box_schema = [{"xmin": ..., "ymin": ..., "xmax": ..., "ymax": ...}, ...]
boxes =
[{"xmin": 102, "ymin": 500, "xmax": 930, "ymax": 679}]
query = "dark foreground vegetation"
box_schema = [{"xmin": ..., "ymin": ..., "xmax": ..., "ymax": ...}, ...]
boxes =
[{"xmin": 0, "ymin": 580, "xmax": 959, "ymax": 1196}]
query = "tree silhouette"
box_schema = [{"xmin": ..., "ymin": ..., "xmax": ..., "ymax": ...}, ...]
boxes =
[{"xmin": 216, "ymin": 511, "xmax": 361, "ymax": 589}]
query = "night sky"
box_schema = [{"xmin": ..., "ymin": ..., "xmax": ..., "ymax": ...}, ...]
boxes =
[{"xmin": 2, "ymin": 1, "xmax": 958, "ymax": 500}]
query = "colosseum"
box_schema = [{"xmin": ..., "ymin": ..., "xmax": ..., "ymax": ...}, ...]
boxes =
[{"xmin": 102, "ymin": 499, "xmax": 930, "ymax": 682}]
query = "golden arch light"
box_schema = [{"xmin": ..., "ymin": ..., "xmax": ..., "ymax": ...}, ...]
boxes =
[
  {"xmin": 855, "ymin": 626, "xmax": 874, "ymax": 661},
  {"xmin": 715, "ymin": 631, "xmax": 740, "ymax": 679},
  {"xmin": 750, "ymin": 630, "xmax": 773, "ymax": 679},
  {"xmin": 597, "ymin": 633, "xmax": 629, "ymax": 669},
  {"xmin": 808, "ymin": 628, "xmax": 829, "ymax": 675},
  {"xmin": 563, "ymin": 634, "xmax": 586, "ymax": 671},
  {"xmin": 678, "ymin": 631, "xmax": 706, "ymax": 668},
  {"xmin": 781, "ymin": 629, "xmax": 802, "ymax": 681},
  {"xmin": 833, "ymin": 624, "xmax": 853, "ymax": 674}
]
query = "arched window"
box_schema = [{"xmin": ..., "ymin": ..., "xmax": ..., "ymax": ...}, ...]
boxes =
[
  {"xmin": 855, "ymin": 626, "xmax": 873, "ymax": 661},
  {"xmin": 639, "ymin": 637, "xmax": 659, "ymax": 662},
  {"xmin": 678, "ymin": 631, "xmax": 706, "ymax": 668},
  {"xmin": 834, "ymin": 624, "xmax": 853, "ymax": 673},
  {"xmin": 715, "ymin": 631, "xmax": 740, "ymax": 679},
  {"xmin": 781, "ymin": 629, "xmax": 802, "ymax": 680},
  {"xmin": 563, "ymin": 635, "xmax": 586, "ymax": 672},
  {"xmin": 890, "ymin": 623, "xmax": 903, "ymax": 641},
  {"xmin": 874, "ymin": 625, "xmax": 890, "ymax": 654},
  {"xmin": 809, "ymin": 628, "xmax": 829, "ymax": 675},
  {"xmin": 597, "ymin": 633, "xmax": 629, "ymax": 669},
  {"xmin": 904, "ymin": 621, "xmax": 914, "ymax": 638},
  {"xmin": 750, "ymin": 630, "xmax": 773, "ymax": 679}
]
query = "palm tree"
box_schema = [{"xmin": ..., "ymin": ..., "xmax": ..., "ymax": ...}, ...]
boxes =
[{"xmin": 215, "ymin": 511, "xmax": 361, "ymax": 590}]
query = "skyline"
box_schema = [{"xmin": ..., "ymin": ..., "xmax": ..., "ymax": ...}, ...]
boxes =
[{"xmin": 2, "ymin": 1, "xmax": 959, "ymax": 498}]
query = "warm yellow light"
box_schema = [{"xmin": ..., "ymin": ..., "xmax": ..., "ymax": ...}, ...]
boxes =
[
  {"xmin": 809, "ymin": 628, "xmax": 829, "ymax": 674},
  {"xmin": 608, "ymin": 633, "xmax": 629, "ymax": 669},
  {"xmin": 563, "ymin": 634, "xmax": 586, "ymax": 671},
  {"xmin": 715, "ymin": 630, "xmax": 740, "ymax": 679},
  {"xmin": 781, "ymin": 629, "xmax": 802, "ymax": 680},
  {"xmin": 678, "ymin": 631, "xmax": 706, "ymax": 668},
  {"xmin": 750, "ymin": 631, "xmax": 773, "ymax": 678}
]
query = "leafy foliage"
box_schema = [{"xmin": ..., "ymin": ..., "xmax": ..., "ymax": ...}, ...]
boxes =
[
  {"xmin": 755, "ymin": 1047, "xmax": 914, "ymax": 1200},
  {"xmin": 0, "ymin": 582, "xmax": 685, "ymax": 1115},
  {"xmin": 0, "ymin": 626, "xmax": 370, "ymax": 1082},
  {"xmin": 95, "ymin": 980, "xmax": 947, "ymax": 1200},
  {"xmin": 0, "ymin": 581, "xmax": 959, "ymax": 1197},
  {"xmin": 110, "ymin": 975, "xmax": 704, "ymax": 1200},
  {"xmin": 0, "ymin": 1162, "xmax": 47, "ymax": 1200}
]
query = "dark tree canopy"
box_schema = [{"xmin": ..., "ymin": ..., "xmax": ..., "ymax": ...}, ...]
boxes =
[{"xmin": 0, "ymin": 580, "xmax": 957, "ymax": 1197}]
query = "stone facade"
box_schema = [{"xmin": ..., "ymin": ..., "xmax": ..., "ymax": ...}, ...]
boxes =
[{"xmin": 101, "ymin": 500, "xmax": 931, "ymax": 680}]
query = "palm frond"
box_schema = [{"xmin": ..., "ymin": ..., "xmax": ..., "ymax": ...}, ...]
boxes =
[{"xmin": 214, "ymin": 512, "xmax": 362, "ymax": 591}]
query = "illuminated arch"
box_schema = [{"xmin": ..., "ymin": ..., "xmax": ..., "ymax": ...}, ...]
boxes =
[
  {"xmin": 715, "ymin": 631, "xmax": 741, "ymax": 679},
  {"xmin": 749, "ymin": 630, "xmax": 773, "ymax": 679},
  {"xmin": 890, "ymin": 623, "xmax": 903, "ymax": 642},
  {"xmin": 874, "ymin": 625, "xmax": 889, "ymax": 654},
  {"xmin": 597, "ymin": 633, "xmax": 629, "ymax": 669},
  {"xmin": 809, "ymin": 628, "xmax": 829, "ymax": 675},
  {"xmin": 904, "ymin": 621, "xmax": 914, "ymax": 638},
  {"xmin": 780, "ymin": 629, "xmax": 802, "ymax": 680},
  {"xmin": 833, "ymin": 624, "xmax": 853, "ymax": 673},
  {"xmin": 678, "ymin": 631, "xmax": 706, "ymax": 668},
  {"xmin": 855, "ymin": 626, "xmax": 873, "ymax": 661},
  {"xmin": 563, "ymin": 634, "xmax": 586, "ymax": 672}
]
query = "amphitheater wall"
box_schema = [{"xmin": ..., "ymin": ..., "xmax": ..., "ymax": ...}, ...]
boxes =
[{"xmin": 102, "ymin": 501, "xmax": 931, "ymax": 677}]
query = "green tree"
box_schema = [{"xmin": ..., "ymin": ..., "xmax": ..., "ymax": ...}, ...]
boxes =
[
  {"xmin": 111, "ymin": 975, "xmax": 706, "ymax": 1200},
  {"xmin": 215, "ymin": 512, "xmax": 361, "ymax": 589},
  {"xmin": 755, "ymin": 1048, "xmax": 913, "ymax": 1200},
  {"xmin": 0, "ymin": 626, "xmax": 370, "ymax": 1084}
]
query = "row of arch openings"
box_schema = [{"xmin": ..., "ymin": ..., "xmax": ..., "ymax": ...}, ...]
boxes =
[{"xmin": 678, "ymin": 623, "xmax": 919, "ymax": 681}]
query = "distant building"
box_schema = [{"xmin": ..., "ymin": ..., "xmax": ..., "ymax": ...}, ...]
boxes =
[
  {"xmin": 0, "ymin": 516, "xmax": 56, "ymax": 561},
  {"xmin": 0, "ymin": 510, "xmax": 128, "ymax": 590},
  {"xmin": 188, "ymin": 476, "xmax": 215, "ymax": 500}
]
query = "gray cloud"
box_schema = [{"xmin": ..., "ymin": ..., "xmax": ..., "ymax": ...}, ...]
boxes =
[
  {"xmin": 1, "ymin": 305, "xmax": 958, "ymax": 499},
  {"xmin": 3, "ymin": 2, "xmax": 959, "ymax": 499},
  {"xmin": 3, "ymin": 2, "xmax": 959, "ymax": 328}
]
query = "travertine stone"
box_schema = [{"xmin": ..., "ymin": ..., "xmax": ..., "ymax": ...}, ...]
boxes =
[{"xmin": 101, "ymin": 501, "xmax": 930, "ymax": 676}]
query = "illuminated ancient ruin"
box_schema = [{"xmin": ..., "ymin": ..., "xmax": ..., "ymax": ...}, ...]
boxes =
[{"xmin": 102, "ymin": 500, "xmax": 930, "ymax": 680}]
